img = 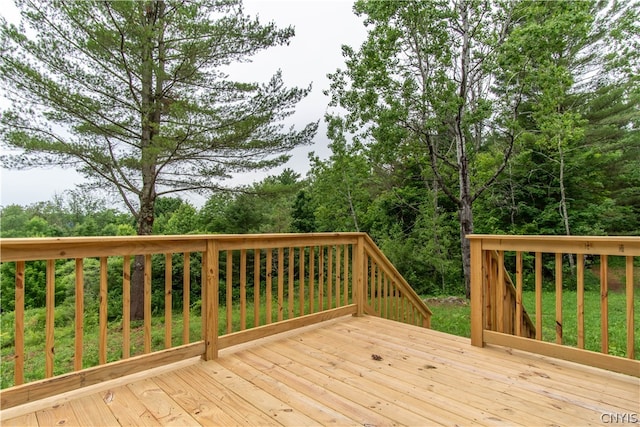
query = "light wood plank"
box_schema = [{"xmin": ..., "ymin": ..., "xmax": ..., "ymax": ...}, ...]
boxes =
[
  {"xmin": 100, "ymin": 256, "xmax": 108, "ymax": 364},
  {"xmin": 309, "ymin": 246, "xmax": 316, "ymax": 313},
  {"xmin": 14, "ymin": 261, "xmax": 25, "ymax": 386},
  {"xmin": 577, "ymin": 254, "xmax": 585, "ymax": 349},
  {"xmin": 226, "ymin": 250, "xmax": 233, "ymax": 334},
  {"xmin": 535, "ymin": 252, "xmax": 542, "ymax": 341},
  {"xmin": 127, "ymin": 378, "xmax": 200, "ymax": 425},
  {"xmin": 0, "ymin": 412, "xmax": 38, "ymax": 427},
  {"xmin": 144, "ymin": 254, "xmax": 152, "ymax": 354},
  {"xmin": 45, "ymin": 260, "xmax": 55, "ymax": 378},
  {"xmin": 36, "ymin": 401, "xmax": 81, "ymax": 426},
  {"xmin": 99, "ymin": 385, "xmax": 162, "ymax": 426},
  {"xmin": 203, "ymin": 240, "xmax": 218, "ymax": 360},
  {"xmin": 555, "ymin": 253, "xmax": 563, "ymax": 344},
  {"xmin": 164, "ymin": 253, "xmax": 172, "ymax": 348},
  {"xmin": 470, "ymin": 238, "xmax": 483, "ymax": 346},
  {"xmin": 153, "ymin": 372, "xmax": 241, "ymax": 426},
  {"xmin": 254, "ymin": 248, "xmax": 260, "ymax": 327},
  {"xmin": 277, "ymin": 247, "xmax": 284, "ymax": 322},
  {"xmin": 627, "ymin": 256, "xmax": 635, "ymax": 359},
  {"xmin": 69, "ymin": 392, "xmax": 120, "ymax": 426},
  {"xmin": 122, "ymin": 255, "xmax": 131, "ymax": 359},
  {"xmin": 484, "ymin": 330, "xmax": 640, "ymax": 378},
  {"xmin": 303, "ymin": 325, "xmax": 587, "ymax": 425},
  {"xmin": 240, "ymin": 249, "xmax": 247, "ymax": 330},
  {"xmin": 0, "ymin": 343, "xmax": 205, "ymax": 410},
  {"xmin": 177, "ymin": 365, "xmax": 278, "ymax": 426},
  {"xmin": 266, "ymin": 249, "xmax": 272, "ymax": 324},
  {"xmin": 601, "ymin": 254, "xmax": 609, "ymax": 354},
  {"xmin": 288, "ymin": 247, "xmax": 295, "ymax": 319},
  {"xmin": 74, "ymin": 259, "xmax": 84, "ymax": 371},
  {"xmin": 198, "ymin": 362, "xmax": 319, "ymax": 425},
  {"xmin": 182, "ymin": 252, "xmax": 190, "ymax": 345},
  {"xmin": 217, "ymin": 354, "xmax": 358, "ymax": 426}
]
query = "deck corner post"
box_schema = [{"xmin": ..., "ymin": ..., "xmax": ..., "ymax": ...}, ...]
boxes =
[
  {"xmin": 354, "ymin": 235, "xmax": 365, "ymax": 317},
  {"xmin": 469, "ymin": 236, "xmax": 484, "ymax": 347},
  {"xmin": 203, "ymin": 238, "xmax": 219, "ymax": 360}
]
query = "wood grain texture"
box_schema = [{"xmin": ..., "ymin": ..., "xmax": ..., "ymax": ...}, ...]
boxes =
[{"xmin": 3, "ymin": 316, "xmax": 637, "ymax": 426}]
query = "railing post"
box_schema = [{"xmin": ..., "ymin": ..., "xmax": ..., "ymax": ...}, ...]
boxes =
[
  {"xmin": 354, "ymin": 235, "xmax": 365, "ymax": 317},
  {"xmin": 469, "ymin": 236, "xmax": 484, "ymax": 347},
  {"xmin": 203, "ymin": 239, "xmax": 219, "ymax": 360}
]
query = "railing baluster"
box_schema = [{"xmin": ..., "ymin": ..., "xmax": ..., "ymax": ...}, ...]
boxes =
[
  {"xmin": 354, "ymin": 236, "xmax": 364, "ymax": 317},
  {"xmin": 226, "ymin": 250, "xmax": 233, "ymax": 334},
  {"xmin": 266, "ymin": 249, "xmax": 272, "ymax": 324},
  {"xmin": 100, "ymin": 257, "xmax": 108, "ymax": 364},
  {"xmin": 182, "ymin": 252, "xmax": 190, "ymax": 345},
  {"xmin": 144, "ymin": 254, "xmax": 152, "ymax": 354},
  {"xmin": 577, "ymin": 254, "xmax": 585, "ymax": 349},
  {"xmin": 336, "ymin": 245, "xmax": 341, "ymax": 308},
  {"xmin": 600, "ymin": 254, "xmax": 608, "ymax": 354},
  {"xmin": 299, "ymin": 246, "xmax": 305, "ymax": 316},
  {"xmin": 626, "ymin": 256, "xmax": 635, "ymax": 359},
  {"xmin": 123, "ymin": 255, "xmax": 131, "ymax": 358},
  {"xmin": 318, "ymin": 246, "xmax": 323, "ymax": 312},
  {"xmin": 377, "ymin": 265, "xmax": 382, "ymax": 316},
  {"xmin": 496, "ymin": 251, "xmax": 505, "ymax": 333},
  {"xmin": 343, "ymin": 245, "xmax": 349, "ymax": 305},
  {"xmin": 46, "ymin": 259, "xmax": 55, "ymax": 378},
  {"xmin": 288, "ymin": 247, "xmax": 294, "ymax": 319},
  {"xmin": 309, "ymin": 246, "xmax": 316, "ymax": 313},
  {"xmin": 383, "ymin": 276, "xmax": 389, "ymax": 319},
  {"xmin": 203, "ymin": 239, "xmax": 218, "ymax": 360},
  {"xmin": 14, "ymin": 261, "xmax": 25, "ymax": 385},
  {"xmin": 74, "ymin": 259, "xmax": 83, "ymax": 371},
  {"xmin": 240, "ymin": 249, "xmax": 247, "ymax": 330},
  {"xmin": 254, "ymin": 249, "xmax": 260, "ymax": 327},
  {"xmin": 327, "ymin": 246, "xmax": 333, "ymax": 309},
  {"xmin": 535, "ymin": 252, "xmax": 542, "ymax": 341},
  {"xmin": 277, "ymin": 248, "xmax": 284, "ymax": 322},
  {"xmin": 555, "ymin": 253, "xmax": 563, "ymax": 344},
  {"xmin": 515, "ymin": 251, "xmax": 523, "ymax": 337},
  {"xmin": 165, "ymin": 253, "xmax": 172, "ymax": 349}
]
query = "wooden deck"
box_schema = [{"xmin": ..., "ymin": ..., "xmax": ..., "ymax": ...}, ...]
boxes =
[{"xmin": 1, "ymin": 315, "xmax": 638, "ymax": 426}]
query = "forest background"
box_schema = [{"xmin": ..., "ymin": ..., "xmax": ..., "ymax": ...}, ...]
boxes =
[{"xmin": 1, "ymin": 0, "xmax": 639, "ymax": 315}]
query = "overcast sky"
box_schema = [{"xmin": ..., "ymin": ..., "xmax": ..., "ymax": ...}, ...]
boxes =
[{"xmin": 0, "ymin": 0, "xmax": 367, "ymax": 208}]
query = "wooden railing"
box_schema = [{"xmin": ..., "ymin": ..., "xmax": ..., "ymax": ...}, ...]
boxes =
[
  {"xmin": 0, "ymin": 233, "xmax": 431, "ymax": 408},
  {"xmin": 362, "ymin": 235, "xmax": 432, "ymax": 328},
  {"xmin": 484, "ymin": 250, "xmax": 536, "ymax": 339},
  {"xmin": 469, "ymin": 235, "xmax": 639, "ymax": 377}
]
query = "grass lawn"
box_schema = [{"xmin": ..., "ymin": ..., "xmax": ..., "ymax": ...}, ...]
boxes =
[{"xmin": 426, "ymin": 290, "xmax": 639, "ymax": 360}]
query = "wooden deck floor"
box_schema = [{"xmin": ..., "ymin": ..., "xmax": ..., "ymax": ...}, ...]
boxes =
[{"xmin": 1, "ymin": 315, "xmax": 638, "ymax": 426}]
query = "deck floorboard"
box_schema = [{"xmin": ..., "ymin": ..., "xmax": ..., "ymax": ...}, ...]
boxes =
[{"xmin": 1, "ymin": 315, "xmax": 638, "ymax": 426}]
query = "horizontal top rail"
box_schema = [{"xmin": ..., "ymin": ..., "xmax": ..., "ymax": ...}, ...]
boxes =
[
  {"xmin": 467, "ymin": 234, "xmax": 640, "ymax": 256},
  {"xmin": 0, "ymin": 233, "xmax": 364, "ymax": 262}
]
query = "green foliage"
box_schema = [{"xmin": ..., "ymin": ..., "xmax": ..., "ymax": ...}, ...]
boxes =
[{"xmin": 1, "ymin": 0, "xmax": 317, "ymax": 235}]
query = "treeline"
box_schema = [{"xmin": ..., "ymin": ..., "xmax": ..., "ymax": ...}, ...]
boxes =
[
  {"xmin": 2, "ymin": 128, "xmax": 638, "ymax": 312},
  {"xmin": 1, "ymin": 0, "xmax": 638, "ymax": 311}
]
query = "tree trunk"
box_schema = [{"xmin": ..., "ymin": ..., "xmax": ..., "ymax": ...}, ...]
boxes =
[
  {"xmin": 457, "ymin": 134, "xmax": 474, "ymax": 298},
  {"xmin": 558, "ymin": 141, "xmax": 574, "ymax": 271},
  {"xmin": 456, "ymin": 2, "xmax": 474, "ymax": 299},
  {"xmin": 130, "ymin": 0, "xmax": 164, "ymax": 321}
]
